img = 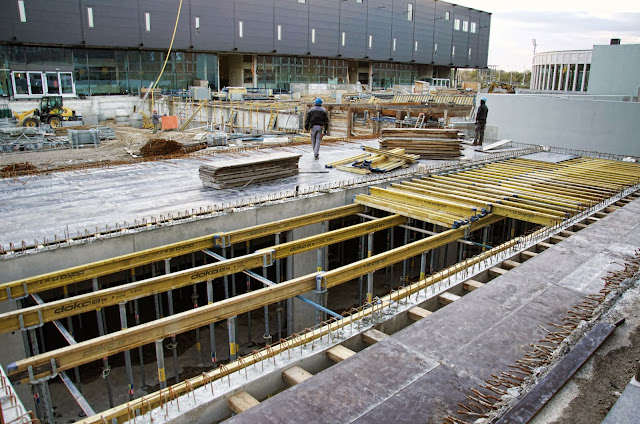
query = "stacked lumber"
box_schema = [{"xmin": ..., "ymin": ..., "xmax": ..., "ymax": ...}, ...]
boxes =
[
  {"xmin": 380, "ymin": 128, "xmax": 463, "ymax": 160},
  {"xmin": 325, "ymin": 147, "xmax": 418, "ymax": 175},
  {"xmin": 199, "ymin": 152, "xmax": 302, "ymax": 189}
]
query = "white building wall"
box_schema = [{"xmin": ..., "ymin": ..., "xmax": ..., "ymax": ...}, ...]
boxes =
[
  {"xmin": 588, "ymin": 44, "xmax": 640, "ymax": 96},
  {"xmin": 482, "ymin": 94, "xmax": 640, "ymax": 157}
]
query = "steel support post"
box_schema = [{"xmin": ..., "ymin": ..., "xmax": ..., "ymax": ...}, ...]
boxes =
[
  {"xmin": 62, "ymin": 287, "xmax": 82, "ymax": 393},
  {"xmin": 164, "ymin": 259, "xmax": 180, "ymax": 384},
  {"xmin": 246, "ymin": 241, "xmax": 252, "ymax": 344},
  {"xmin": 18, "ymin": 298, "xmax": 43, "ymax": 421},
  {"xmin": 420, "ymin": 251, "xmax": 427, "ymax": 280},
  {"xmin": 228, "ymin": 315, "xmax": 239, "ymax": 360},
  {"xmin": 152, "ymin": 262, "xmax": 163, "ymax": 319},
  {"xmin": 155, "ymin": 340, "xmax": 167, "ymax": 389},
  {"xmin": 206, "ymin": 279, "xmax": 217, "ymax": 367},
  {"xmin": 358, "ymin": 233, "xmax": 364, "ymax": 304},
  {"xmin": 482, "ymin": 227, "xmax": 489, "ymax": 251},
  {"xmin": 402, "ymin": 227, "xmax": 409, "ymax": 284},
  {"xmin": 262, "ymin": 266, "xmax": 271, "ymax": 346},
  {"xmin": 275, "ymin": 233, "xmax": 283, "ymax": 340},
  {"xmin": 28, "ymin": 328, "xmax": 54, "ymax": 424},
  {"xmin": 92, "ymin": 277, "xmax": 114, "ymax": 408},
  {"xmin": 191, "ymin": 253, "xmax": 203, "ymax": 366},
  {"xmin": 118, "ymin": 303, "xmax": 135, "ymax": 401},
  {"xmin": 366, "ymin": 232, "xmax": 375, "ymax": 303},
  {"xmin": 286, "ymin": 230, "xmax": 294, "ymax": 336}
]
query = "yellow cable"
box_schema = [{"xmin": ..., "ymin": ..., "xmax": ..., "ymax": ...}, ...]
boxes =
[{"xmin": 151, "ymin": 0, "xmax": 183, "ymax": 112}]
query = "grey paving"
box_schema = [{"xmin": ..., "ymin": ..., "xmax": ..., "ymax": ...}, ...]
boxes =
[{"xmin": 226, "ymin": 198, "xmax": 640, "ymax": 424}]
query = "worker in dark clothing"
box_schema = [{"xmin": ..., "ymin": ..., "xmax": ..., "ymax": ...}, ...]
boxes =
[
  {"xmin": 473, "ymin": 97, "xmax": 488, "ymax": 146},
  {"xmin": 304, "ymin": 98, "xmax": 329, "ymax": 159},
  {"xmin": 152, "ymin": 109, "xmax": 161, "ymax": 134}
]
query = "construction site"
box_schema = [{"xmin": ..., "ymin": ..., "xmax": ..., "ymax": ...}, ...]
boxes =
[{"xmin": 2, "ymin": 0, "xmax": 640, "ymax": 423}]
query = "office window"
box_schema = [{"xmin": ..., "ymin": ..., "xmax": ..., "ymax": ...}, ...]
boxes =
[
  {"xmin": 145, "ymin": 12, "xmax": 151, "ymax": 32},
  {"xmin": 454, "ymin": 19, "xmax": 460, "ymax": 31},
  {"xmin": 445, "ymin": 11, "xmax": 450, "ymax": 21},
  {"xmin": 239, "ymin": 21, "xmax": 243, "ymax": 38},
  {"xmin": 470, "ymin": 22, "xmax": 477, "ymax": 33},
  {"xmin": 298, "ymin": 0, "xmax": 306, "ymax": 3},
  {"xmin": 407, "ymin": 3, "xmax": 414, "ymax": 21},
  {"xmin": 342, "ymin": 32, "xmax": 346, "ymax": 46},
  {"xmin": 452, "ymin": 46, "xmax": 455, "ymax": 56},
  {"xmin": 414, "ymin": 41, "xmax": 418, "ymax": 52},
  {"xmin": 434, "ymin": 43, "xmax": 438, "ymax": 54},
  {"xmin": 195, "ymin": 17, "xmax": 200, "ymax": 30},
  {"xmin": 468, "ymin": 48, "xmax": 472, "ymax": 56},
  {"xmin": 18, "ymin": 0, "xmax": 26, "ymax": 22},
  {"xmin": 87, "ymin": 7, "xmax": 94, "ymax": 28},
  {"xmin": 369, "ymin": 35, "xmax": 373, "ymax": 49},
  {"xmin": 311, "ymin": 28, "xmax": 316, "ymax": 44},
  {"xmin": 463, "ymin": 20, "xmax": 468, "ymax": 32},
  {"xmin": 277, "ymin": 25, "xmax": 282, "ymax": 41},
  {"xmin": 393, "ymin": 38, "xmax": 396, "ymax": 51},
  {"xmin": 357, "ymin": 0, "xmax": 363, "ymax": 3}
]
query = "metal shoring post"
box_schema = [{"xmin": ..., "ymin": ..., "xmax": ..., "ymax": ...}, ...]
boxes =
[
  {"xmin": 262, "ymin": 260, "xmax": 271, "ymax": 346},
  {"xmin": 18, "ymin": 299, "xmax": 43, "ymax": 421},
  {"xmin": 316, "ymin": 223, "xmax": 326, "ymax": 322},
  {"xmin": 275, "ymin": 233, "xmax": 283, "ymax": 340},
  {"xmin": 230, "ymin": 245, "xmax": 239, "ymax": 357},
  {"xmin": 62, "ymin": 286, "xmax": 82, "ymax": 394},
  {"xmin": 155, "ymin": 339, "xmax": 167, "ymax": 389},
  {"xmin": 92, "ymin": 277, "xmax": 114, "ymax": 408},
  {"xmin": 385, "ymin": 227, "xmax": 391, "ymax": 285},
  {"xmin": 420, "ymin": 251, "xmax": 427, "ymax": 281},
  {"xmin": 28, "ymin": 329, "xmax": 55, "ymax": 424},
  {"xmin": 221, "ymin": 246, "xmax": 237, "ymax": 361},
  {"xmin": 118, "ymin": 302, "xmax": 135, "ymax": 401},
  {"xmin": 130, "ymin": 270, "xmax": 148, "ymax": 391},
  {"xmin": 286, "ymin": 230, "xmax": 294, "ymax": 336},
  {"xmin": 401, "ymin": 227, "xmax": 409, "ymax": 285},
  {"xmin": 390, "ymin": 227, "xmax": 395, "ymax": 285},
  {"xmin": 482, "ymin": 226, "xmax": 489, "ymax": 252},
  {"xmin": 191, "ymin": 253, "xmax": 203, "ymax": 367},
  {"xmin": 367, "ymin": 232, "xmax": 374, "ymax": 303},
  {"xmin": 164, "ymin": 259, "xmax": 180, "ymax": 384},
  {"xmin": 358, "ymin": 233, "xmax": 365, "ymax": 304},
  {"xmin": 152, "ymin": 262, "xmax": 163, "ymax": 319},
  {"xmin": 246, "ymin": 241, "xmax": 252, "ymax": 345},
  {"xmin": 206, "ymin": 279, "xmax": 217, "ymax": 367}
]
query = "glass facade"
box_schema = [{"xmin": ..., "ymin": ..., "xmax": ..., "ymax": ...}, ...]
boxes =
[
  {"xmin": 254, "ymin": 56, "xmax": 348, "ymax": 89},
  {"xmin": 372, "ymin": 63, "xmax": 417, "ymax": 89}
]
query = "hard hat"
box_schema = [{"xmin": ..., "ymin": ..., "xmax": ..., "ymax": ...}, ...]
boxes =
[
  {"xmin": 481, "ymin": 97, "xmax": 487, "ymax": 102},
  {"xmin": 153, "ymin": 109, "xmax": 157, "ymax": 112},
  {"xmin": 314, "ymin": 98, "xmax": 323, "ymax": 105}
]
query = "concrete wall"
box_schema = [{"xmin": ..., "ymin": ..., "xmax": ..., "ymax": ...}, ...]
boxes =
[
  {"xmin": 9, "ymin": 96, "xmax": 141, "ymax": 119},
  {"xmin": 588, "ymin": 44, "xmax": 640, "ymax": 97},
  {"xmin": 482, "ymin": 94, "xmax": 640, "ymax": 157}
]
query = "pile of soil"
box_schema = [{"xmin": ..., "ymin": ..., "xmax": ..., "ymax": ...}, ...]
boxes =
[
  {"xmin": 139, "ymin": 139, "xmax": 184, "ymax": 157},
  {"xmin": 1, "ymin": 162, "xmax": 38, "ymax": 177}
]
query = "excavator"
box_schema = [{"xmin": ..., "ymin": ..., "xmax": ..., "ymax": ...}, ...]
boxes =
[
  {"xmin": 13, "ymin": 96, "xmax": 81, "ymax": 128},
  {"xmin": 487, "ymin": 82, "xmax": 516, "ymax": 94}
]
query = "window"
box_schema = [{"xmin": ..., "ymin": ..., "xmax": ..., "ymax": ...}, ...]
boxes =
[
  {"xmin": 463, "ymin": 20, "xmax": 468, "ymax": 32},
  {"xmin": 195, "ymin": 17, "xmax": 200, "ymax": 30},
  {"xmin": 445, "ymin": 11, "xmax": 450, "ymax": 21},
  {"xmin": 452, "ymin": 46, "xmax": 455, "ymax": 56},
  {"xmin": 393, "ymin": 38, "xmax": 396, "ymax": 51},
  {"xmin": 369, "ymin": 35, "xmax": 373, "ymax": 49},
  {"xmin": 414, "ymin": 41, "xmax": 418, "ymax": 52},
  {"xmin": 87, "ymin": 7, "xmax": 94, "ymax": 28},
  {"xmin": 239, "ymin": 21, "xmax": 243, "ymax": 38},
  {"xmin": 407, "ymin": 3, "xmax": 414, "ymax": 21},
  {"xmin": 277, "ymin": 25, "xmax": 282, "ymax": 41},
  {"xmin": 311, "ymin": 28, "xmax": 316, "ymax": 44},
  {"xmin": 298, "ymin": 0, "xmax": 306, "ymax": 3},
  {"xmin": 342, "ymin": 31, "xmax": 346, "ymax": 46},
  {"xmin": 357, "ymin": 0, "xmax": 363, "ymax": 3},
  {"xmin": 18, "ymin": 0, "xmax": 26, "ymax": 22},
  {"xmin": 470, "ymin": 22, "xmax": 477, "ymax": 33},
  {"xmin": 434, "ymin": 43, "xmax": 438, "ymax": 54},
  {"xmin": 468, "ymin": 48, "xmax": 471, "ymax": 57},
  {"xmin": 145, "ymin": 12, "xmax": 151, "ymax": 32},
  {"xmin": 454, "ymin": 19, "xmax": 460, "ymax": 31}
]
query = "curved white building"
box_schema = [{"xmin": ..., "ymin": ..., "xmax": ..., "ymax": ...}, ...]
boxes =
[{"xmin": 530, "ymin": 50, "xmax": 592, "ymax": 92}]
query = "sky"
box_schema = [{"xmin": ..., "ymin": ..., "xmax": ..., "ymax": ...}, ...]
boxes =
[{"xmin": 452, "ymin": 0, "xmax": 640, "ymax": 70}]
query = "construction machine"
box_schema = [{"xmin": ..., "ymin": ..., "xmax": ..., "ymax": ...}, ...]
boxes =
[
  {"xmin": 487, "ymin": 82, "xmax": 516, "ymax": 94},
  {"xmin": 13, "ymin": 96, "xmax": 81, "ymax": 128}
]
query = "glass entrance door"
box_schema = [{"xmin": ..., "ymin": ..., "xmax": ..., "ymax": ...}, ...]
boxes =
[
  {"xmin": 45, "ymin": 72, "xmax": 60, "ymax": 95},
  {"xmin": 59, "ymin": 72, "xmax": 75, "ymax": 96},
  {"xmin": 28, "ymin": 72, "xmax": 44, "ymax": 95}
]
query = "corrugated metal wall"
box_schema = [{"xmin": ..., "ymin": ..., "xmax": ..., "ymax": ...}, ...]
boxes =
[{"xmin": 0, "ymin": 0, "xmax": 490, "ymax": 68}]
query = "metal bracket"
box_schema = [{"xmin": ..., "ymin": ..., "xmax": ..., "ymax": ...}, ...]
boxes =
[
  {"xmin": 28, "ymin": 359, "xmax": 58, "ymax": 385},
  {"xmin": 315, "ymin": 274, "xmax": 327, "ymax": 294},
  {"xmin": 18, "ymin": 310, "xmax": 44, "ymax": 331},
  {"xmin": 464, "ymin": 226, "xmax": 471, "ymax": 239},
  {"xmin": 6, "ymin": 284, "xmax": 29, "ymax": 301},
  {"xmin": 214, "ymin": 234, "xmax": 231, "ymax": 248},
  {"xmin": 262, "ymin": 250, "xmax": 275, "ymax": 268}
]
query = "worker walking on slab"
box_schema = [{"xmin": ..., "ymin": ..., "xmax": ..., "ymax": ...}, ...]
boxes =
[
  {"xmin": 305, "ymin": 98, "xmax": 329, "ymax": 159},
  {"xmin": 473, "ymin": 97, "xmax": 488, "ymax": 146},
  {"xmin": 152, "ymin": 109, "xmax": 161, "ymax": 134}
]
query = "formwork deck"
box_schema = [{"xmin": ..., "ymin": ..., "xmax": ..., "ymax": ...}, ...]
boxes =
[{"xmin": 226, "ymin": 198, "xmax": 640, "ymax": 424}]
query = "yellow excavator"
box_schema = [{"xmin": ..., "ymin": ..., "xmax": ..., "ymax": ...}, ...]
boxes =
[
  {"xmin": 13, "ymin": 96, "xmax": 81, "ymax": 128},
  {"xmin": 487, "ymin": 82, "xmax": 516, "ymax": 94}
]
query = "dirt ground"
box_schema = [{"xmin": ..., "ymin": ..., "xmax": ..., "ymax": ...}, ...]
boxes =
[{"xmin": 0, "ymin": 121, "xmax": 206, "ymax": 170}]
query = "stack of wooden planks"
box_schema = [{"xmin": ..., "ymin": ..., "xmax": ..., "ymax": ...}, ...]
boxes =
[
  {"xmin": 379, "ymin": 128, "xmax": 463, "ymax": 159},
  {"xmin": 325, "ymin": 146, "xmax": 418, "ymax": 175},
  {"xmin": 199, "ymin": 152, "xmax": 302, "ymax": 189}
]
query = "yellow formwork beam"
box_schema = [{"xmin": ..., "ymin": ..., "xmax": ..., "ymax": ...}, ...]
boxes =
[
  {"xmin": 355, "ymin": 195, "xmax": 462, "ymax": 228},
  {"xmin": 0, "ymin": 204, "xmax": 363, "ymax": 302},
  {"xmin": 6, "ymin": 215, "xmax": 502, "ymax": 384}
]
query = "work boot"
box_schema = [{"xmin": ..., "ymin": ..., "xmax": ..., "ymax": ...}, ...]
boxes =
[{"xmin": 314, "ymin": 154, "xmax": 319, "ymax": 159}]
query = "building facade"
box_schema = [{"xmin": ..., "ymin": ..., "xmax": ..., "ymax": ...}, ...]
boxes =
[
  {"xmin": 530, "ymin": 49, "xmax": 592, "ymax": 92},
  {"xmin": 0, "ymin": 0, "xmax": 491, "ymax": 98}
]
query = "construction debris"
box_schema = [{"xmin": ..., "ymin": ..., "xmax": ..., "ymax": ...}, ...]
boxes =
[
  {"xmin": 379, "ymin": 128, "xmax": 463, "ymax": 159},
  {"xmin": 199, "ymin": 152, "xmax": 302, "ymax": 189},
  {"xmin": 326, "ymin": 147, "xmax": 418, "ymax": 174},
  {"xmin": 1, "ymin": 162, "xmax": 38, "ymax": 177},
  {"xmin": 139, "ymin": 139, "xmax": 207, "ymax": 157}
]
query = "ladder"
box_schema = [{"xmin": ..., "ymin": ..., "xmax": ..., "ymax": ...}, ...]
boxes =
[{"xmin": 415, "ymin": 113, "xmax": 426, "ymax": 128}]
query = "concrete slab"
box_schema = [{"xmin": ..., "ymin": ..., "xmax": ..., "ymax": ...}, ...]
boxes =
[
  {"xmin": 602, "ymin": 379, "xmax": 640, "ymax": 424},
  {"xmin": 519, "ymin": 152, "xmax": 578, "ymax": 163}
]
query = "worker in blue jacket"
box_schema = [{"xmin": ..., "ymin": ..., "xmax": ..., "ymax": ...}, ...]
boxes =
[{"xmin": 304, "ymin": 98, "xmax": 329, "ymax": 159}]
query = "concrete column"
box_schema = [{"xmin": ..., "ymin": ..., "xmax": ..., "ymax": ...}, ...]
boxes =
[
  {"xmin": 537, "ymin": 65, "xmax": 544, "ymax": 90},
  {"xmin": 580, "ymin": 61, "xmax": 588, "ymax": 91},
  {"xmin": 564, "ymin": 63, "xmax": 571, "ymax": 91},
  {"xmin": 551, "ymin": 64, "xmax": 557, "ymax": 91},
  {"xmin": 557, "ymin": 63, "xmax": 564, "ymax": 91},
  {"xmin": 572, "ymin": 63, "xmax": 579, "ymax": 91},
  {"xmin": 540, "ymin": 65, "xmax": 547, "ymax": 91}
]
